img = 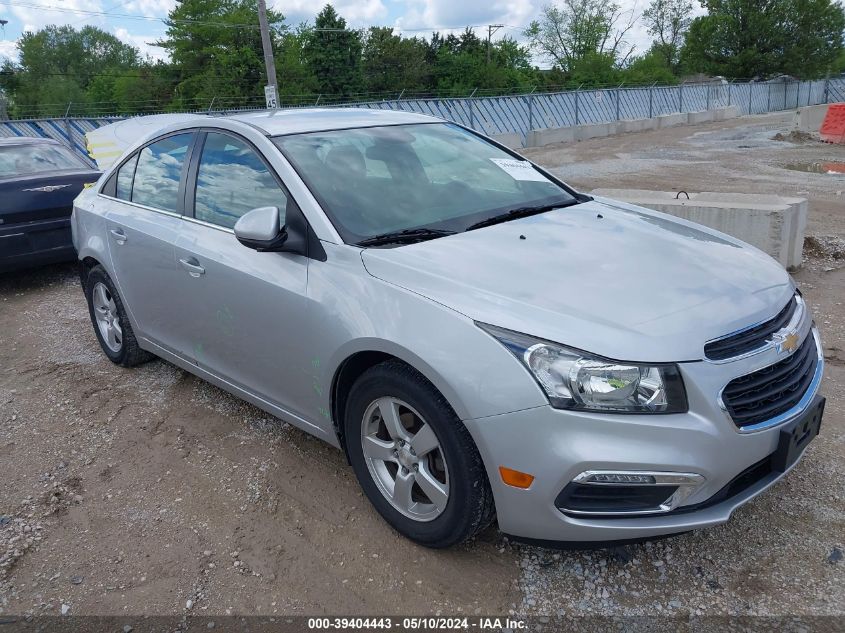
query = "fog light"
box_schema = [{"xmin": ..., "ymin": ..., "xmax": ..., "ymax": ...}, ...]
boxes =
[{"xmin": 556, "ymin": 470, "xmax": 705, "ymax": 516}]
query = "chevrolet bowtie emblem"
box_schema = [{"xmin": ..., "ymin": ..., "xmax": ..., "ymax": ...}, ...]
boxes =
[
  {"xmin": 22, "ymin": 184, "xmax": 72, "ymax": 192},
  {"xmin": 775, "ymin": 331, "xmax": 800, "ymax": 354}
]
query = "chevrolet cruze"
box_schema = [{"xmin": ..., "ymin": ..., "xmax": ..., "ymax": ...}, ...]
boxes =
[{"xmin": 71, "ymin": 109, "xmax": 825, "ymax": 548}]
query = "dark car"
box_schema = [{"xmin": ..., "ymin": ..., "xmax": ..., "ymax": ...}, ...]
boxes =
[{"xmin": 0, "ymin": 137, "xmax": 101, "ymax": 273}]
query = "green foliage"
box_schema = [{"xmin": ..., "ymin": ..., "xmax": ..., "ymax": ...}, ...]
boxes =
[
  {"xmin": 1, "ymin": 0, "xmax": 842, "ymax": 116},
  {"xmin": 0, "ymin": 24, "xmax": 141, "ymax": 116},
  {"xmin": 625, "ymin": 49, "xmax": 679, "ymax": 84},
  {"xmin": 157, "ymin": 0, "xmax": 285, "ymax": 107},
  {"xmin": 642, "ymin": 0, "xmax": 694, "ymax": 72},
  {"xmin": 524, "ymin": 0, "xmax": 637, "ymax": 73},
  {"xmin": 302, "ymin": 4, "xmax": 363, "ymax": 97},
  {"xmin": 682, "ymin": 0, "xmax": 845, "ymax": 79}
]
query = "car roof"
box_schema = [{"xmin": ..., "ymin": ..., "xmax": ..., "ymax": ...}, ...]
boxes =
[
  {"xmin": 0, "ymin": 136, "xmax": 62, "ymax": 146},
  {"xmin": 217, "ymin": 107, "xmax": 439, "ymax": 136}
]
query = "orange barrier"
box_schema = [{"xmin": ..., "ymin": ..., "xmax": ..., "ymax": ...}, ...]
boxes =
[{"xmin": 819, "ymin": 103, "xmax": 845, "ymax": 143}]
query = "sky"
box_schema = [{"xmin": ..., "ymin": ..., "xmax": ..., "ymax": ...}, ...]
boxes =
[{"xmin": 0, "ymin": 0, "xmax": 660, "ymax": 67}]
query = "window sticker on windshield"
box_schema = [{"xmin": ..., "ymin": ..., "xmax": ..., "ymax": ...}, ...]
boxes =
[{"xmin": 489, "ymin": 158, "xmax": 550, "ymax": 182}]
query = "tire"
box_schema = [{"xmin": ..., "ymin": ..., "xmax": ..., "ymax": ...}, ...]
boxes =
[
  {"xmin": 84, "ymin": 265, "xmax": 153, "ymax": 367},
  {"xmin": 345, "ymin": 360, "xmax": 496, "ymax": 548}
]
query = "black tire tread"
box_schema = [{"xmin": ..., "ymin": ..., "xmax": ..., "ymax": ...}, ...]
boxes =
[
  {"xmin": 85, "ymin": 265, "xmax": 154, "ymax": 367},
  {"xmin": 345, "ymin": 359, "xmax": 496, "ymax": 548}
]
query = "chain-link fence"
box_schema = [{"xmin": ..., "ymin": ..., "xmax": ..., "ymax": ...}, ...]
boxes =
[{"xmin": 0, "ymin": 78, "xmax": 840, "ymax": 162}]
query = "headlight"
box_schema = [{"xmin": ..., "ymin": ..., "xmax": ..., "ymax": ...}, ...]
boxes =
[{"xmin": 477, "ymin": 323, "xmax": 688, "ymax": 414}]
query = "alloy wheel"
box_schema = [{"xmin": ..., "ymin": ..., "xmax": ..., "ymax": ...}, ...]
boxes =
[
  {"xmin": 92, "ymin": 281, "xmax": 123, "ymax": 353},
  {"xmin": 360, "ymin": 397, "xmax": 450, "ymax": 522}
]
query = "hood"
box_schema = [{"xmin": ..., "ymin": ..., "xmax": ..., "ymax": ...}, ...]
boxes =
[{"xmin": 361, "ymin": 199, "xmax": 793, "ymax": 362}]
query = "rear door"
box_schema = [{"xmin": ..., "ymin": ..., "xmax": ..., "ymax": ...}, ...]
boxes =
[
  {"xmin": 102, "ymin": 132, "xmax": 196, "ymax": 355},
  {"xmin": 172, "ymin": 130, "xmax": 314, "ymax": 420}
]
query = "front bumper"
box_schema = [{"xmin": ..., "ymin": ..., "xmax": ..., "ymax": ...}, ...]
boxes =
[
  {"xmin": 464, "ymin": 328, "xmax": 824, "ymax": 543},
  {"xmin": 0, "ymin": 217, "xmax": 75, "ymax": 273}
]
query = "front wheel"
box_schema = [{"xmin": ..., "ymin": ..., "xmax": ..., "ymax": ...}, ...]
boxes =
[{"xmin": 345, "ymin": 360, "xmax": 495, "ymax": 548}]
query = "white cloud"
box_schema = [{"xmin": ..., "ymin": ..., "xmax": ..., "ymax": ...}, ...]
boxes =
[
  {"xmin": 394, "ymin": 0, "xmax": 539, "ymax": 33},
  {"xmin": 273, "ymin": 0, "xmax": 388, "ymax": 26},
  {"xmin": 0, "ymin": 38, "xmax": 17, "ymax": 62},
  {"xmin": 1, "ymin": 0, "xmax": 106, "ymax": 34},
  {"xmin": 124, "ymin": 0, "xmax": 176, "ymax": 18},
  {"xmin": 113, "ymin": 26, "xmax": 167, "ymax": 62}
]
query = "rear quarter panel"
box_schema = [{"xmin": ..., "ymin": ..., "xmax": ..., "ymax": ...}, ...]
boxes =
[{"xmin": 71, "ymin": 186, "xmax": 113, "ymax": 277}]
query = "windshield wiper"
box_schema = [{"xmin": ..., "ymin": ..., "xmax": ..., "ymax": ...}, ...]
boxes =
[
  {"xmin": 357, "ymin": 227, "xmax": 457, "ymax": 247},
  {"xmin": 465, "ymin": 201, "xmax": 578, "ymax": 231}
]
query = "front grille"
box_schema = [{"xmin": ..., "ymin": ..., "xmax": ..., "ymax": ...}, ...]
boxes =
[
  {"xmin": 705, "ymin": 296, "xmax": 798, "ymax": 361},
  {"xmin": 722, "ymin": 333, "xmax": 818, "ymax": 429}
]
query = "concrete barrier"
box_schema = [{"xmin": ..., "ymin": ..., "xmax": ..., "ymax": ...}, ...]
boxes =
[
  {"xmin": 573, "ymin": 122, "xmax": 617, "ymax": 141},
  {"xmin": 618, "ymin": 118, "xmax": 657, "ymax": 134},
  {"xmin": 713, "ymin": 106, "xmax": 741, "ymax": 121},
  {"xmin": 590, "ymin": 189, "xmax": 808, "ymax": 269},
  {"xmin": 794, "ymin": 104, "xmax": 829, "ymax": 134},
  {"xmin": 687, "ymin": 110, "xmax": 714, "ymax": 124},
  {"xmin": 523, "ymin": 104, "xmax": 734, "ymax": 148},
  {"xmin": 526, "ymin": 126, "xmax": 575, "ymax": 147},
  {"xmin": 656, "ymin": 113, "xmax": 688, "ymax": 128},
  {"xmin": 490, "ymin": 132, "xmax": 523, "ymax": 149}
]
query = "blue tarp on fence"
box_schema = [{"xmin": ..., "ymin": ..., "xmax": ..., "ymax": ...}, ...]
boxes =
[{"xmin": 1, "ymin": 78, "xmax": 839, "ymax": 162}]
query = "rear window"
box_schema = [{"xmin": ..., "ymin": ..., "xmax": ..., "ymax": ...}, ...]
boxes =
[{"xmin": 0, "ymin": 142, "xmax": 88, "ymax": 177}]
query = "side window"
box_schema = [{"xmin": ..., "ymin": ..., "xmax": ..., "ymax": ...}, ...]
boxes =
[
  {"xmin": 194, "ymin": 132, "xmax": 287, "ymax": 229},
  {"xmin": 116, "ymin": 153, "xmax": 138, "ymax": 201},
  {"xmin": 131, "ymin": 133, "xmax": 193, "ymax": 212}
]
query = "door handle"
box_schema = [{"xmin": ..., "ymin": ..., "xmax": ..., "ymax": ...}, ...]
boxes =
[
  {"xmin": 109, "ymin": 228, "xmax": 127, "ymax": 244},
  {"xmin": 179, "ymin": 257, "xmax": 206, "ymax": 277}
]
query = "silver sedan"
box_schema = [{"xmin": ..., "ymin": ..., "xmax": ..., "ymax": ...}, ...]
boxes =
[{"xmin": 72, "ymin": 109, "xmax": 824, "ymax": 548}]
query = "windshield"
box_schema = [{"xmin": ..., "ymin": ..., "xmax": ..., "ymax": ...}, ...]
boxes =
[
  {"xmin": 274, "ymin": 123, "xmax": 577, "ymax": 244},
  {"xmin": 0, "ymin": 142, "xmax": 88, "ymax": 178}
]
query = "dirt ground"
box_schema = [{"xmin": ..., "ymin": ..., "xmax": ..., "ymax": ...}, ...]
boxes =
[{"xmin": 1, "ymin": 112, "xmax": 843, "ymax": 619}]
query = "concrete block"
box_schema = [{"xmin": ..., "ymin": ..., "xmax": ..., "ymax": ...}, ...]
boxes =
[
  {"xmin": 713, "ymin": 106, "xmax": 741, "ymax": 121},
  {"xmin": 490, "ymin": 132, "xmax": 523, "ymax": 149},
  {"xmin": 526, "ymin": 126, "xmax": 575, "ymax": 147},
  {"xmin": 618, "ymin": 118, "xmax": 656, "ymax": 134},
  {"xmin": 793, "ymin": 104, "xmax": 829, "ymax": 134},
  {"xmin": 590, "ymin": 188, "xmax": 808, "ymax": 269},
  {"xmin": 687, "ymin": 110, "xmax": 714, "ymax": 124},
  {"xmin": 656, "ymin": 113, "xmax": 688, "ymax": 128},
  {"xmin": 573, "ymin": 122, "xmax": 617, "ymax": 141}
]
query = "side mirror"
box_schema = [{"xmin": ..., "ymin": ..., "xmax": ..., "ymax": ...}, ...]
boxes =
[
  {"xmin": 234, "ymin": 204, "xmax": 307, "ymax": 256},
  {"xmin": 234, "ymin": 206, "xmax": 281, "ymax": 246}
]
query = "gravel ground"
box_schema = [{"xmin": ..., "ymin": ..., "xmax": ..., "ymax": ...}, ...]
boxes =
[{"xmin": 0, "ymin": 112, "xmax": 843, "ymax": 621}]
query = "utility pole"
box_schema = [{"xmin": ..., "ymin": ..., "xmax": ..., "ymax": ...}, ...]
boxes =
[
  {"xmin": 486, "ymin": 24, "xmax": 503, "ymax": 64},
  {"xmin": 257, "ymin": 0, "xmax": 279, "ymax": 109}
]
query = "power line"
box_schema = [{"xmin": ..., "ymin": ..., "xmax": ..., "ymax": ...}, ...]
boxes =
[
  {"xmin": 0, "ymin": 1, "xmax": 266, "ymax": 29},
  {"xmin": 0, "ymin": 1, "xmax": 527, "ymax": 35}
]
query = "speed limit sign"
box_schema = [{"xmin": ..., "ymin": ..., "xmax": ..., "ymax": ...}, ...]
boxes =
[{"xmin": 264, "ymin": 85, "xmax": 278, "ymax": 109}]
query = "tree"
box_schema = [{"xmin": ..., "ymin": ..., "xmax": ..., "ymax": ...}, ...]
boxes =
[
  {"xmin": 0, "ymin": 25, "xmax": 142, "ymax": 116},
  {"xmin": 524, "ymin": 0, "xmax": 638, "ymax": 73},
  {"xmin": 157, "ymin": 0, "xmax": 286, "ymax": 107},
  {"xmin": 682, "ymin": 0, "xmax": 845, "ymax": 79},
  {"xmin": 362, "ymin": 27, "xmax": 430, "ymax": 94},
  {"xmin": 642, "ymin": 0, "xmax": 694, "ymax": 72},
  {"xmin": 275, "ymin": 25, "xmax": 320, "ymax": 101},
  {"xmin": 302, "ymin": 4, "xmax": 363, "ymax": 98}
]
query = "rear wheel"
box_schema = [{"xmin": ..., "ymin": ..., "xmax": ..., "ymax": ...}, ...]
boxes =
[
  {"xmin": 84, "ymin": 265, "xmax": 152, "ymax": 367},
  {"xmin": 345, "ymin": 360, "xmax": 495, "ymax": 547}
]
